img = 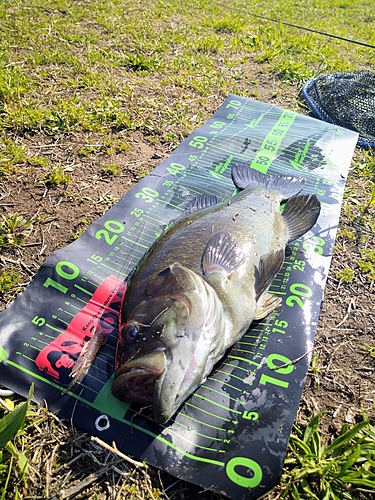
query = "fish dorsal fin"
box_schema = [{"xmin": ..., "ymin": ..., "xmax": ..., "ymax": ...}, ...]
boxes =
[
  {"xmin": 201, "ymin": 231, "xmax": 245, "ymax": 276},
  {"xmin": 185, "ymin": 194, "xmax": 219, "ymax": 214},
  {"xmin": 282, "ymin": 194, "xmax": 321, "ymax": 243},
  {"xmin": 232, "ymin": 163, "xmax": 306, "ymax": 199},
  {"xmin": 147, "ymin": 263, "xmax": 195, "ymax": 297},
  {"xmin": 254, "ymin": 249, "xmax": 285, "ymax": 300}
]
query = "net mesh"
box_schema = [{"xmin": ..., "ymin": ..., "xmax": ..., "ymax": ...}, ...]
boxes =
[{"xmin": 302, "ymin": 71, "xmax": 375, "ymax": 147}]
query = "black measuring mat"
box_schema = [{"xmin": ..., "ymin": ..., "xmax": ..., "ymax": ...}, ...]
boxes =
[{"xmin": 0, "ymin": 96, "xmax": 358, "ymax": 499}]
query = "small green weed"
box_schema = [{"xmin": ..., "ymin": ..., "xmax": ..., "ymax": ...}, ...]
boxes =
[
  {"xmin": 364, "ymin": 182, "xmax": 375, "ymax": 213},
  {"xmin": 196, "ymin": 35, "xmax": 225, "ymax": 54},
  {"xmin": 136, "ymin": 167, "xmax": 153, "ymax": 179},
  {"xmin": 27, "ymin": 155, "xmax": 49, "ymax": 168},
  {"xmin": 248, "ymin": 90, "xmax": 260, "ymax": 99},
  {"xmin": 277, "ymin": 59, "xmax": 311, "ymax": 84},
  {"xmin": 72, "ymin": 217, "xmax": 90, "ymax": 240},
  {"xmin": 281, "ymin": 412, "xmax": 375, "ymax": 499},
  {"xmin": 101, "ymin": 163, "xmax": 122, "ymax": 176},
  {"xmin": 42, "ymin": 164, "xmax": 72, "ymax": 186},
  {"xmin": 0, "ymin": 213, "xmax": 33, "ymax": 248},
  {"xmin": 337, "ymin": 267, "xmax": 355, "ymax": 283},
  {"xmin": 0, "ymin": 139, "xmax": 27, "ymax": 175},
  {"xmin": 338, "ymin": 226, "xmax": 356, "ymax": 242},
  {"xmin": 308, "ymin": 351, "xmax": 323, "ymax": 390},
  {"xmin": 353, "ymin": 150, "xmax": 375, "ymax": 178},
  {"xmin": 362, "ymin": 344, "xmax": 375, "ymax": 358},
  {"xmin": 163, "ymin": 131, "xmax": 179, "ymax": 144},
  {"xmin": 96, "ymin": 192, "xmax": 119, "ymax": 208},
  {"xmin": 0, "ymin": 269, "xmax": 19, "ymax": 293},
  {"xmin": 0, "ymin": 66, "xmax": 33, "ymax": 102},
  {"xmin": 77, "ymin": 144, "xmax": 100, "ymax": 157},
  {"xmin": 122, "ymin": 52, "xmax": 161, "ymax": 72},
  {"xmin": 211, "ymin": 15, "xmax": 247, "ymax": 34},
  {"xmin": 78, "ymin": 138, "xmax": 131, "ymax": 157},
  {"xmin": 358, "ymin": 249, "xmax": 375, "ymax": 281},
  {"xmin": 101, "ymin": 137, "xmax": 132, "ymax": 155}
]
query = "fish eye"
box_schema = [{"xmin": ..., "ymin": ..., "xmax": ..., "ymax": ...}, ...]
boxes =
[{"xmin": 124, "ymin": 324, "xmax": 138, "ymax": 341}]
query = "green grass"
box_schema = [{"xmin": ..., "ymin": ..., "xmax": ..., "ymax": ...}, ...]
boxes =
[
  {"xmin": 101, "ymin": 163, "xmax": 122, "ymax": 176},
  {"xmin": 281, "ymin": 411, "xmax": 375, "ymax": 499},
  {"xmin": 1, "ymin": 0, "xmax": 374, "ymax": 141},
  {"xmin": 42, "ymin": 164, "xmax": 72, "ymax": 186},
  {"xmin": 234, "ymin": 0, "xmax": 375, "ymax": 78},
  {"xmin": 0, "ymin": 214, "xmax": 33, "ymax": 248},
  {"xmin": 358, "ymin": 249, "xmax": 375, "ymax": 280},
  {"xmin": 337, "ymin": 267, "xmax": 355, "ymax": 283},
  {"xmin": 338, "ymin": 151, "xmax": 375, "ymax": 283},
  {"xmin": 0, "ymin": 270, "xmax": 20, "ymax": 294},
  {"xmin": 0, "ymin": 386, "xmax": 34, "ymax": 498},
  {"xmin": 78, "ymin": 137, "xmax": 132, "ymax": 157},
  {"xmin": 0, "ymin": 139, "xmax": 27, "ymax": 176}
]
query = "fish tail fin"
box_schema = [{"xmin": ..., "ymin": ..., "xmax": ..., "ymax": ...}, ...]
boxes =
[
  {"xmin": 232, "ymin": 162, "xmax": 305, "ymax": 199},
  {"xmin": 282, "ymin": 194, "xmax": 321, "ymax": 243}
]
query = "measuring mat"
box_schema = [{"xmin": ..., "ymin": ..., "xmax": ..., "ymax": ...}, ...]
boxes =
[{"xmin": 0, "ymin": 96, "xmax": 358, "ymax": 499}]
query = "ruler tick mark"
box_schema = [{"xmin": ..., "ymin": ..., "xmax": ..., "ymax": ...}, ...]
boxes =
[{"xmin": 74, "ymin": 284, "xmax": 94, "ymax": 296}]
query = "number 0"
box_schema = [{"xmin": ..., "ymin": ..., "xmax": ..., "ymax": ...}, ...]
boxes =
[{"xmin": 226, "ymin": 457, "xmax": 262, "ymax": 488}]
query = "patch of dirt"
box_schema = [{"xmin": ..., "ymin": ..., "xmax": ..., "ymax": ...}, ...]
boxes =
[
  {"xmin": 0, "ymin": 130, "xmax": 168, "ymax": 294},
  {"xmin": 0, "ymin": 65, "xmax": 374, "ymax": 499},
  {"xmin": 298, "ymin": 192, "xmax": 375, "ymax": 430}
]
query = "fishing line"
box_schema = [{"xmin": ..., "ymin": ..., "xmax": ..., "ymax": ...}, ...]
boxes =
[{"xmin": 214, "ymin": 1, "xmax": 375, "ymax": 50}]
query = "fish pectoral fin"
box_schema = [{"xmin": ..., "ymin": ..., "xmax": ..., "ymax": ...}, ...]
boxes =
[
  {"xmin": 254, "ymin": 249, "xmax": 285, "ymax": 300},
  {"xmin": 231, "ymin": 163, "xmax": 305, "ymax": 199},
  {"xmin": 254, "ymin": 293, "xmax": 282, "ymax": 320},
  {"xmin": 282, "ymin": 194, "xmax": 321, "ymax": 243},
  {"xmin": 185, "ymin": 193, "xmax": 220, "ymax": 214},
  {"xmin": 201, "ymin": 231, "xmax": 245, "ymax": 277},
  {"xmin": 147, "ymin": 262, "xmax": 196, "ymax": 296}
]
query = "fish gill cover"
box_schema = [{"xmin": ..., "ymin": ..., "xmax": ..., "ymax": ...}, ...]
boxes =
[{"xmin": 0, "ymin": 96, "xmax": 358, "ymax": 499}]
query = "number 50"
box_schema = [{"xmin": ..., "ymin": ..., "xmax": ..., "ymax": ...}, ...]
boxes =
[{"xmin": 189, "ymin": 135, "xmax": 207, "ymax": 149}]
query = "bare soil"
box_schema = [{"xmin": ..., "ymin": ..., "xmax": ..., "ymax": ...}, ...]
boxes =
[{"xmin": 0, "ymin": 64, "xmax": 374, "ymax": 499}]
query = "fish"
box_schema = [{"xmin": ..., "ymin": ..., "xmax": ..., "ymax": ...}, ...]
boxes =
[{"xmin": 111, "ymin": 163, "xmax": 321, "ymax": 423}]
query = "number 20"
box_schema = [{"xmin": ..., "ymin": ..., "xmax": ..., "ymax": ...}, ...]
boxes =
[
  {"xmin": 95, "ymin": 219, "xmax": 124, "ymax": 246},
  {"xmin": 285, "ymin": 283, "xmax": 312, "ymax": 308}
]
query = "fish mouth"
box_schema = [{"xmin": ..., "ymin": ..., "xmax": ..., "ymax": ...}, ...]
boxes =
[
  {"xmin": 112, "ymin": 348, "xmax": 194, "ymax": 424},
  {"xmin": 112, "ymin": 350, "xmax": 166, "ymax": 405}
]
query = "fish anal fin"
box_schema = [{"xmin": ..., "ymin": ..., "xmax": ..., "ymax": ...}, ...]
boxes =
[
  {"xmin": 185, "ymin": 194, "xmax": 219, "ymax": 214},
  {"xmin": 231, "ymin": 163, "xmax": 306, "ymax": 199},
  {"xmin": 202, "ymin": 231, "xmax": 245, "ymax": 277},
  {"xmin": 254, "ymin": 293, "xmax": 282, "ymax": 320},
  {"xmin": 254, "ymin": 249, "xmax": 285, "ymax": 300},
  {"xmin": 282, "ymin": 194, "xmax": 321, "ymax": 243}
]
